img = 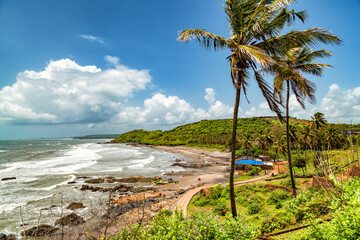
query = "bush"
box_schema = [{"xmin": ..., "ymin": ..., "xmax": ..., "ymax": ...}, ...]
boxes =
[
  {"xmin": 236, "ymin": 195, "xmax": 249, "ymax": 207},
  {"xmin": 249, "ymin": 194, "xmax": 265, "ymax": 204},
  {"xmin": 192, "ymin": 195, "xmax": 213, "ymax": 207},
  {"xmin": 283, "ymin": 188, "xmax": 323, "ymax": 214},
  {"xmin": 112, "ymin": 211, "xmax": 256, "ymax": 240},
  {"xmin": 247, "ymin": 202, "xmax": 262, "ymax": 215},
  {"xmin": 294, "ymin": 197, "xmax": 330, "ymax": 222},
  {"xmin": 304, "ymin": 178, "xmax": 360, "ymax": 239},
  {"xmin": 212, "ymin": 200, "xmax": 229, "ymax": 216},
  {"xmin": 267, "ymin": 189, "xmax": 291, "ymax": 207},
  {"xmin": 155, "ymin": 209, "xmax": 172, "ymax": 219},
  {"xmin": 260, "ymin": 217, "xmax": 287, "ymax": 235}
]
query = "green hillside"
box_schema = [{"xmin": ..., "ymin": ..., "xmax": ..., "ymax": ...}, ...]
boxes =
[{"xmin": 112, "ymin": 117, "xmax": 360, "ymax": 152}]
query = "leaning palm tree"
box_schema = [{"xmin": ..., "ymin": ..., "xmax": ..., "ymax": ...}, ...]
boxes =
[
  {"xmin": 262, "ymin": 46, "xmax": 340, "ymax": 195},
  {"xmin": 178, "ymin": 0, "xmax": 341, "ymax": 217},
  {"xmin": 311, "ymin": 112, "xmax": 327, "ymax": 130}
]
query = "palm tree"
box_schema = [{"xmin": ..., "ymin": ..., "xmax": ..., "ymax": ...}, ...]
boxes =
[
  {"xmin": 178, "ymin": 0, "xmax": 341, "ymax": 217},
  {"xmin": 311, "ymin": 112, "xmax": 327, "ymax": 130},
  {"xmin": 262, "ymin": 47, "xmax": 341, "ymax": 196}
]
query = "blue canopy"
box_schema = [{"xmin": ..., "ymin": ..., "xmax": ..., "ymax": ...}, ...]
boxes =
[{"xmin": 235, "ymin": 159, "xmax": 264, "ymax": 165}]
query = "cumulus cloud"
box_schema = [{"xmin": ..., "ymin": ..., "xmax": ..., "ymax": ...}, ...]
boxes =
[
  {"xmin": 80, "ymin": 34, "xmax": 106, "ymax": 45},
  {"xmin": 240, "ymin": 84, "xmax": 360, "ymax": 123},
  {"xmin": 314, "ymin": 84, "xmax": 360, "ymax": 123},
  {"xmin": 104, "ymin": 55, "xmax": 119, "ymax": 66},
  {"xmin": 114, "ymin": 91, "xmax": 233, "ymax": 126},
  {"xmin": 0, "ymin": 58, "xmax": 151, "ymax": 124},
  {"xmin": 204, "ymin": 88, "xmax": 216, "ymax": 104}
]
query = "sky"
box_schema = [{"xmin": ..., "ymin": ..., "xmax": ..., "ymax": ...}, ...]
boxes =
[{"xmin": 0, "ymin": 0, "xmax": 359, "ymax": 140}]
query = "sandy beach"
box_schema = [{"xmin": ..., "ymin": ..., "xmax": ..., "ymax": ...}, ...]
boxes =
[{"xmin": 25, "ymin": 144, "xmax": 233, "ymax": 239}]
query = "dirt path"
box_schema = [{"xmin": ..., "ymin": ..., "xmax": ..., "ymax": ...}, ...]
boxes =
[{"xmin": 175, "ymin": 169, "xmax": 278, "ymax": 216}]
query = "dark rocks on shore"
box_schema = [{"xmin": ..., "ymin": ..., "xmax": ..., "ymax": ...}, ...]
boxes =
[
  {"xmin": 80, "ymin": 183, "xmax": 134, "ymax": 193},
  {"xmin": 67, "ymin": 181, "xmax": 76, "ymax": 184},
  {"xmin": 22, "ymin": 224, "xmax": 58, "ymax": 237},
  {"xmin": 1, "ymin": 177, "xmax": 16, "ymax": 181},
  {"xmin": 109, "ymin": 197, "xmax": 160, "ymax": 219},
  {"xmin": 85, "ymin": 178, "xmax": 105, "ymax": 184},
  {"xmin": 55, "ymin": 213, "xmax": 85, "ymax": 226},
  {"xmin": 67, "ymin": 202, "xmax": 86, "ymax": 210},
  {"xmin": 106, "ymin": 176, "xmax": 162, "ymax": 183},
  {"xmin": 171, "ymin": 162, "xmax": 212, "ymax": 168},
  {"xmin": 0, "ymin": 233, "xmax": 16, "ymax": 240}
]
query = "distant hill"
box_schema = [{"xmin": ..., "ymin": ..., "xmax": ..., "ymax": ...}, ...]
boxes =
[
  {"xmin": 112, "ymin": 117, "xmax": 359, "ymax": 150},
  {"xmin": 75, "ymin": 134, "xmax": 122, "ymax": 139}
]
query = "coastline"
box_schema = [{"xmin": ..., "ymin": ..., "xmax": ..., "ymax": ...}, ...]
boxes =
[{"xmin": 15, "ymin": 144, "xmax": 232, "ymax": 239}]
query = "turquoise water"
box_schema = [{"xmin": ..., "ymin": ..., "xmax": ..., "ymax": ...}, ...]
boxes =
[{"xmin": 0, "ymin": 139, "xmax": 189, "ymax": 235}]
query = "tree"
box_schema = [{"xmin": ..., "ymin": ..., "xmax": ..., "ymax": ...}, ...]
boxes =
[
  {"xmin": 178, "ymin": 0, "xmax": 341, "ymax": 217},
  {"xmin": 311, "ymin": 112, "xmax": 327, "ymax": 130},
  {"xmin": 262, "ymin": 47, "xmax": 341, "ymax": 195}
]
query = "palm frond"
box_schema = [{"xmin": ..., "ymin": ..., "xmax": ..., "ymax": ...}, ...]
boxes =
[
  {"xmin": 177, "ymin": 29, "xmax": 230, "ymax": 51},
  {"xmin": 297, "ymin": 63, "xmax": 331, "ymax": 76}
]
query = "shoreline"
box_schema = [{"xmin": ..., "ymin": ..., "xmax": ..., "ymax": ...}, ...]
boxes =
[{"xmin": 16, "ymin": 144, "xmax": 232, "ymax": 239}]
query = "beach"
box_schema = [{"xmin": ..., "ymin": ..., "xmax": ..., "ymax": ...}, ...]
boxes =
[{"xmin": 0, "ymin": 140, "xmax": 232, "ymax": 239}]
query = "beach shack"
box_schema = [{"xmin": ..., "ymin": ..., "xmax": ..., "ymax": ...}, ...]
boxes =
[{"xmin": 235, "ymin": 155, "xmax": 273, "ymax": 170}]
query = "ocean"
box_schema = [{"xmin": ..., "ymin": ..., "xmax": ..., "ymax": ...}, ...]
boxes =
[{"xmin": 0, "ymin": 139, "xmax": 189, "ymax": 235}]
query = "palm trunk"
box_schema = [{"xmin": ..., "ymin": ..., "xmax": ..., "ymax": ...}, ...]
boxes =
[
  {"xmin": 230, "ymin": 86, "xmax": 240, "ymax": 218},
  {"xmin": 286, "ymin": 80, "xmax": 297, "ymax": 196}
]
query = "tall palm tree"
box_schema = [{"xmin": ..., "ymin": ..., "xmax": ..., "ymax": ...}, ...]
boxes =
[
  {"xmin": 311, "ymin": 112, "xmax": 327, "ymax": 130},
  {"xmin": 178, "ymin": 0, "xmax": 341, "ymax": 217},
  {"xmin": 262, "ymin": 46, "xmax": 340, "ymax": 195}
]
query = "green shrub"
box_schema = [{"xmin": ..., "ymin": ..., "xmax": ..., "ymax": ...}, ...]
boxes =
[
  {"xmin": 249, "ymin": 194, "xmax": 265, "ymax": 204},
  {"xmin": 236, "ymin": 195, "xmax": 249, "ymax": 207},
  {"xmin": 212, "ymin": 200, "xmax": 229, "ymax": 216},
  {"xmin": 155, "ymin": 209, "xmax": 172, "ymax": 219},
  {"xmin": 294, "ymin": 197, "xmax": 330, "ymax": 222},
  {"xmin": 112, "ymin": 210, "xmax": 255, "ymax": 240},
  {"xmin": 247, "ymin": 202, "xmax": 262, "ymax": 215},
  {"xmin": 192, "ymin": 195, "xmax": 212, "ymax": 207},
  {"xmin": 208, "ymin": 184, "xmax": 229, "ymax": 200},
  {"xmin": 267, "ymin": 189, "xmax": 291, "ymax": 206},
  {"xmin": 283, "ymin": 188, "xmax": 323, "ymax": 214},
  {"xmin": 260, "ymin": 217, "xmax": 287, "ymax": 235}
]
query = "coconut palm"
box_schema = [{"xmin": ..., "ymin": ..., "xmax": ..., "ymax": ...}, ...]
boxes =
[
  {"xmin": 262, "ymin": 46, "xmax": 341, "ymax": 195},
  {"xmin": 311, "ymin": 112, "xmax": 327, "ymax": 130},
  {"xmin": 178, "ymin": 0, "xmax": 341, "ymax": 216}
]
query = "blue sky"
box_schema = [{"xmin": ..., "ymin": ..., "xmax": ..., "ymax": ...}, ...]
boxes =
[{"xmin": 0, "ymin": 0, "xmax": 359, "ymax": 139}]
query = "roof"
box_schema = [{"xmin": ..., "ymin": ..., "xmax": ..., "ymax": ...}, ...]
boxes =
[{"xmin": 235, "ymin": 159, "xmax": 264, "ymax": 165}]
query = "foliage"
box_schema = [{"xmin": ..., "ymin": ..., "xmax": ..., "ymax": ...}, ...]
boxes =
[
  {"xmin": 302, "ymin": 178, "xmax": 360, "ymax": 239},
  {"xmin": 267, "ymin": 189, "xmax": 291, "ymax": 208},
  {"xmin": 260, "ymin": 217, "xmax": 287, "ymax": 235},
  {"xmin": 112, "ymin": 211, "xmax": 256, "ymax": 240},
  {"xmin": 294, "ymin": 197, "xmax": 330, "ymax": 222},
  {"xmin": 247, "ymin": 202, "xmax": 262, "ymax": 215},
  {"xmin": 212, "ymin": 200, "xmax": 229, "ymax": 216}
]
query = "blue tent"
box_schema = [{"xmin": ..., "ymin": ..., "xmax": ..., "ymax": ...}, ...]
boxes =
[{"xmin": 235, "ymin": 159, "xmax": 264, "ymax": 165}]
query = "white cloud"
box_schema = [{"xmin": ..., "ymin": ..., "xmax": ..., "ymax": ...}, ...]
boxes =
[
  {"xmin": 240, "ymin": 84, "xmax": 360, "ymax": 123},
  {"xmin": 114, "ymin": 90, "xmax": 233, "ymax": 126},
  {"xmin": 104, "ymin": 55, "xmax": 119, "ymax": 66},
  {"xmin": 0, "ymin": 58, "xmax": 151, "ymax": 124},
  {"xmin": 204, "ymin": 88, "xmax": 216, "ymax": 104},
  {"xmin": 80, "ymin": 34, "xmax": 106, "ymax": 45},
  {"xmin": 314, "ymin": 84, "xmax": 360, "ymax": 123}
]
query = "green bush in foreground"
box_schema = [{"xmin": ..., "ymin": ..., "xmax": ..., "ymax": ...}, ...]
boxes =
[
  {"xmin": 112, "ymin": 211, "xmax": 256, "ymax": 240},
  {"xmin": 302, "ymin": 178, "xmax": 360, "ymax": 240}
]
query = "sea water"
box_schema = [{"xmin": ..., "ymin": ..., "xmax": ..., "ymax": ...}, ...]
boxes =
[{"xmin": 0, "ymin": 139, "xmax": 190, "ymax": 235}]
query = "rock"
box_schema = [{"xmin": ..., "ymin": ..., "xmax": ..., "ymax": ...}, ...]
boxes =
[
  {"xmin": 22, "ymin": 224, "xmax": 58, "ymax": 237},
  {"xmin": 55, "ymin": 213, "xmax": 85, "ymax": 226},
  {"xmin": 85, "ymin": 178, "xmax": 104, "ymax": 184},
  {"xmin": 67, "ymin": 181, "xmax": 76, "ymax": 184},
  {"xmin": 67, "ymin": 202, "xmax": 85, "ymax": 210},
  {"xmin": 80, "ymin": 184, "xmax": 134, "ymax": 193},
  {"xmin": 171, "ymin": 162, "xmax": 212, "ymax": 168},
  {"xmin": 0, "ymin": 233, "xmax": 16, "ymax": 240},
  {"xmin": 1, "ymin": 177, "xmax": 16, "ymax": 181},
  {"xmin": 0, "ymin": 233, "xmax": 6, "ymax": 240}
]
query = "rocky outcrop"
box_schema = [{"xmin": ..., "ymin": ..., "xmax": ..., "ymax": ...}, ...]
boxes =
[
  {"xmin": 55, "ymin": 213, "xmax": 85, "ymax": 226},
  {"xmin": 22, "ymin": 224, "xmax": 58, "ymax": 237},
  {"xmin": 80, "ymin": 183, "xmax": 133, "ymax": 193},
  {"xmin": 85, "ymin": 178, "xmax": 105, "ymax": 184},
  {"xmin": 0, "ymin": 233, "xmax": 16, "ymax": 240},
  {"xmin": 171, "ymin": 162, "xmax": 212, "ymax": 168},
  {"xmin": 106, "ymin": 176, "xmax": 162, "ymax": 183},
  {"xmin": 67, "ymin": 202, "xmax": 85, "ymax": 210},
  {"xmin": 1, "ymin": 177, "xmax": 16, "ymax": 181}
]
